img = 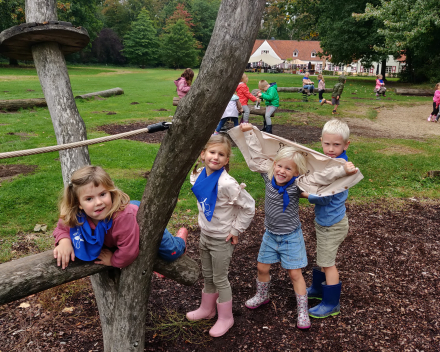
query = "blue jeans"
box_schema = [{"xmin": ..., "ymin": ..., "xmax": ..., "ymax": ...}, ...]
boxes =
[
  {"xmin": 130, "ymin": 201, "xmax": 185, "ymax": 262},
  {"xmin": 303, "ymin": 84, "xmax": 314, "ymax": 93},
  {"xmin": 216, "ymin": 117, "xmax": 238, "ymax": 132}
]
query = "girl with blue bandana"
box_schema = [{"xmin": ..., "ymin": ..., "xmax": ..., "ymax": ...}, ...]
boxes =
[
  {"xmin": 186, "ymin": 135, "xmax": 255, "ymax": 338},
  {"xmin": 238, "ymin": 122, "xmax": 358, "ymax": 329},
  {"xmin": 53, "ymin": 166, "xmax": 188, "ymax": 270}
]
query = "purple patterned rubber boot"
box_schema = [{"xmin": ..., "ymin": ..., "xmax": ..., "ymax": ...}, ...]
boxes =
[
  {"xmin": 245, "ymin": 278, "xmax": 270, "ymax": 309},
  {"xmin": 296, "ymin": 293, "xmax": 311, "ymax": 329}
]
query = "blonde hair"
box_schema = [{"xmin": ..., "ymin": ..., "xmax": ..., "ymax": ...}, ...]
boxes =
[
  {"xmin": 317, "ymin": 74, "xmax": 324, "ymax": 81},
  {"xmin": 258, "ymin": 80, "xmax": 269, "ymax": 90},
  {"xmin": 267, "ymin": 147, "xmax": 307, "ymax": 180},
  {"xmin": 193, "ymin": 135, "xmax": 232, "ymax": 174},
  {"xmin": 435, "ymin": 83, "xmax": 440, "ymax": 90},
  {"xmin": 377, "ymin": 74, "xmax": 383, "ymax": 79},
  {"xmin": 241, "ymin": 73, "xmax": 248, "ymax": 82},
  {"xmin": 59, "ymin": 165, "xmax": 130, "ymax": 227},
  {"xmin": 322, "ymin": 119, "xmax": 350, "ymax": 142}
]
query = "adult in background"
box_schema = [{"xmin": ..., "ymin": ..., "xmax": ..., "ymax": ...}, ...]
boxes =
[{"xmin": 302, "ymin": 72, "xmax": 315, "ymax": 95}]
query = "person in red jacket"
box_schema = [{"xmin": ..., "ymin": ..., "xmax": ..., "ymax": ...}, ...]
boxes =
[{"xmin": 236, "ymin": 73, "xmax": 260, "ymax": 123}]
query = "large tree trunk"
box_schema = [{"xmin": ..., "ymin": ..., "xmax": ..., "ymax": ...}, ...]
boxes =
[
  {"xmin": 381, "ymin": 58, "xmax": 387, "ymax": 81},
  {"xmin": 103, "ymin": 1, "xmax": 266, "ymax": 350}
]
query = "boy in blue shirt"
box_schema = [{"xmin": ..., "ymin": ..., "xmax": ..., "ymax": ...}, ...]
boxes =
[{"xmin": 301, "ymin": 119, "xmax": 353, "ymax": 318}]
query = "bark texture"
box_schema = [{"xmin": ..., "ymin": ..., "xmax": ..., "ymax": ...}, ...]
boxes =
[{"xmin": 0, "ymin": 251, "xmax": 198, "ymax": 305}]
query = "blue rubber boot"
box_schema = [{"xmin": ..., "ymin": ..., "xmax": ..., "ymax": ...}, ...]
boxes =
[
  {"xmin": 306, "ymin": 267, "xmax": 325, "ymax": 300},
  {"xmin": 308, "ymin": 281, "xmax": 341, "ymax": 318}
]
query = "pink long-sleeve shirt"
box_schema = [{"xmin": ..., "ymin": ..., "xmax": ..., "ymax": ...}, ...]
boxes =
[
  {"xmin": 174, "ymin": 77, "xmax": 191, "ymax": 98},
  {"xmin": 53, "ymin": 204, "xmax": 140, "ymax": 268},
  {"xmin": 433, "ymin": 90, "xmax": 440, "ymax": 106}
]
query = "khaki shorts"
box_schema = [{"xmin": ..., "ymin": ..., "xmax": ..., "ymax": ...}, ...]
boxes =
[{"xmin": 315, "ymin": 215, "xmax": 348, "ymax": 268}]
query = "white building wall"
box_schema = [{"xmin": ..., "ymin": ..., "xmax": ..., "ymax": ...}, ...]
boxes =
[{"xmin": 249, "ymin": 40, "xmax": 282, "ymax": 60}]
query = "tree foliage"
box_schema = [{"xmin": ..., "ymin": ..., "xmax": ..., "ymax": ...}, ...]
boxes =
[
  {"xmin": 161, "ymin": 19, "xmax": 198, "ymax": 68},
  {"xmin": 355, "ymin": 0, "xmax": 440, "ymax": 82},
  {"xmin": 92, "ymin": 28, "xmax": 126, "ymax": 65},
  {"xmin": 191, "ymin": 0, "xmax": 220, "ymax": 52},
  {"xmin": 123, "ymin": 9, "xmax": 160, "ymax": 66}
]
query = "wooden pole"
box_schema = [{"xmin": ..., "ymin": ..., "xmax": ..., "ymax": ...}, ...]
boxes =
[
  {"xmin": 394, "ymin": 88, "xmax": 435, "ymax": 96},
  {"xmin": 25, "ymin": 0, "xmax": 90, "ymax": 185},
  {"xmin": 75, "ymin": 88, "xmax": 124, "ymax": 99}
]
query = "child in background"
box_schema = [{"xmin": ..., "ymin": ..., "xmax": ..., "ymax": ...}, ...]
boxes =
[
  {"xmin": 321, "ymin": 75, "xmax": 346, "ymax": 115},
  {"xmin": 257, "ymin": 80, "xmax": 279, "ymax": 134},
  {"xmin": 317, "ymin": 74, "xmax": 325, "ymax": 103},
  {"xmin": 236, "ymin": 73, "xmax": 260, "ymax": 123},
  {"xmin": 302, "ymin": 119, "xmax": 354, "ymax": 319},
  {"xmin": 174, "ymin": 68, "xmax": 194, "ymax": 98},
  {"xmin": 427, "ymin": 83, "xmax": 440, "ymax": 122},
  {"xmin": 187, "ymin": 135, "xmax": 255, "ymax": 337},
  {"xmin": 302, "ymin": 72, "xmax": 315, "ymax": 95},
  {"xmin": 238, "ymin": 123, "xmax": 358, "ymax": 329},
  {"xmin": 53, "ymin": 166, "xmax": 188, "ymax": 269},
  {"xmin": 214, "ymin": 94, "xmax": 243, "ymax": 135},
  {"xmin": 374, "ymin": 74, "xmax": 386, "ymax": 99}
]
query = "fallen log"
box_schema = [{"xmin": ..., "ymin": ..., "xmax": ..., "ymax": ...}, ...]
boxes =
[
  {"xmin": 173, "ymin": 97, "xmax": 274, "ymax": 117},
  {"xmin": 0, "ymin": 250, "xmax": 200, "ymax": 305},
  {"xmin": 75, "ymin": 87, "xmax": 124, "ymax": 99},
  {"xmin": 394, "ymin": 88, "xmax": 435, "ymax": 96},
  {"xmin": 277, "ymin": 87, "xmax": 332, "ymax": 93},
  {"xmin": 0, "ymin": 88, "xmax": 124, "ymax": 111},
  {"xmin": 0, "ymin": 98, "xmax": 47, "ymax": 110}
]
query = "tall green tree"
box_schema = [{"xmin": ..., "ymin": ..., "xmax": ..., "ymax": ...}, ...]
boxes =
[
  {"xmin": 0, "ymin": 0, "xmax": 25, "ymax": 65},
  {"xmin": 123, "ymin": 9, "xmax": 160, "ymax": 66},
  {"xmin": 161, "ymin": 19, "xmax": 198, "ymax": 68},
  {"xmin": 191, "ymin": 0, "xmax": 220, "ymax": 51},
  {"xmin": 356, "ymin": 0, "xmax": 440, "ymax": 82}
]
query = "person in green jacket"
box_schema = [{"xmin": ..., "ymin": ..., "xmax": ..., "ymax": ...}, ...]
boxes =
[
  {"xmin": 320, "ymin": 75, "xmax": 346, "ymax": 115},
  {"xmin": 257, "ymin": 80, "xmax": 279, "ymax": 134}
]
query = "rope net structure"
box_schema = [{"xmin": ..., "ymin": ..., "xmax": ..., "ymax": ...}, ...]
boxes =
[
  {"xmin": 0, "ymin": 127, "xmax": 149, "ymax": 160},
  {"xmin": 0, "ymin": 123, "xmax": 169, "ymax": 160}
]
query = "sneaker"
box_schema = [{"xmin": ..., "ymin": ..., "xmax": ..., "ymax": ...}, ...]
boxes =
[
  {"xmin": 213, "ymin": 131, "xmax": 219, "ymax": 135},
  {"xmin": 320, "ymin": 99, "xmax": 326, "ymax": 106},
  {"xmin": 319, "ymin": 100, "xmax": 322, "ymax": 103},
  {"xmin": 332, "ymin": 110, "xmax": 337, "ymax": 115},
  {"xmin": 428, "ymin": 115, "xmax": 432, "ymax": 122}
]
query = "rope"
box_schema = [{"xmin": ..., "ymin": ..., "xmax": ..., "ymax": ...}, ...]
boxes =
[{"xmin": 0, "ymin": 127, "xmax": 153, "ymax": 160}]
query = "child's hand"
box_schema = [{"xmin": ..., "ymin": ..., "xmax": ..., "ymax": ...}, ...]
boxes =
[
  {"xmin": 344, "ymin": 161, "xmax": 358, "ymax": 175},
  {"xmin": 226, "ymin": 233, "xmax": 238, "ymax": 245},
  {"xmin": 300, "ymin": 191, "xmax": 309, "ymax": 199},
  {"xmin": 240, "ymin": 123, "xmax": 253, "ymax": 132},
  {"xmin": 337, "ymin": 96, "xmax": 340, "ymax": 100},
  {"xmin": 239, "ymin": 108, "xmax": 244, "ymax": 113},
  {"xmin": 54, "ymin": 238, "xmax": 75, "ymax": 269},
  {"xmin": 257, "ymin": 92, "xmax": 262, "ymax": 97},
  {"xmin": 95, "ymin": 248, "xmax": 113, "ymax": 266}
]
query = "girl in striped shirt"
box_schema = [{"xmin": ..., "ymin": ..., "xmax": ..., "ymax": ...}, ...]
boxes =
[{"xmin": 240, "ymin": 123, "xmax": 311, "ymax": 329}]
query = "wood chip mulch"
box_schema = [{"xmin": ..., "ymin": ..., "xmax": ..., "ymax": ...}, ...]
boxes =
[{"xmin": 1, "ymin": 201, "xmax": 439, "ymax": 351}]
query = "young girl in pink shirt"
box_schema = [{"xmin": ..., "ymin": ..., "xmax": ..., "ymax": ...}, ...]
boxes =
[
  {"xmin": 375, "ymin": 74, "xmax": 386, "ymax": 99},
  {"xmin": 428, "ymin": 83, "xmax": 440, "ymax": 122},
  {"xmin": 53, "ymin": 165, "xmax": 188, "ymax": 270}
]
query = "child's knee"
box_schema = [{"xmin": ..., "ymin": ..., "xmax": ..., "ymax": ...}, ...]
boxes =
[
  {"xmin": 288, "ymin": 268, "xmax": 303, "ymax": 281},
  {"xmin": 257, "ymin": 263, "xmax": 270, "ymax": 276}
]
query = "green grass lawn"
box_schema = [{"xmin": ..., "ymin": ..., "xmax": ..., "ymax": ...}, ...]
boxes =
[{"xmin": 1, "ymin": 66, "xmax": 439, "ymax": 262}]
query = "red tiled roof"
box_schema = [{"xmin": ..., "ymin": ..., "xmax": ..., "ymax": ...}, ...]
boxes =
[{"xmin": 251, "ymin": 40, "xmax": 324, "ymax": 62}]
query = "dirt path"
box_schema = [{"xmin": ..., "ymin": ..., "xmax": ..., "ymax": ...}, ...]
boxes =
[{"xmin": 345, "ymin": 103, "xmax": 440, "ymax": 140}]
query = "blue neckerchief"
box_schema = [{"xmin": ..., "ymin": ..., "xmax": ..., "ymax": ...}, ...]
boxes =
[
  {"xmin": 271, "ymin": 175, "xmax": 297, "ymax": 212},
  {"xmin": 337, "ymin": 150, "xmax": 348, "ymax": 161},
  {"xmin": 379, "ymin": 79, "xmax": 384, "ymax": 84},
  {"xmin": 69, "ymin": 214, "xmax": 112, "ymax": 261},
  {"xmin": 318, "ymin": 79, "xmax": 321, "ymax": 82},
  {"xmin": 191, "ymin": 167, "xmax": 224, "ymax": 221}
]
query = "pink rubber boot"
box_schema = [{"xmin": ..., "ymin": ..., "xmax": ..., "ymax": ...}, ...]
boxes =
[
  {"xmin": 209, "ymin": 299, "xmax": 234, "ymax": 337},
  {"xmin": 186, "ymin": 290, "xmax": 218, "ymax": 321},
  {"xmin": 176, "ymin": 227, "xmax": 188, "ymax": 253}
]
